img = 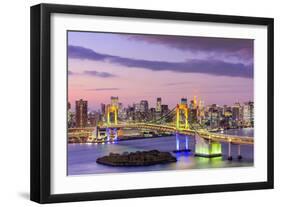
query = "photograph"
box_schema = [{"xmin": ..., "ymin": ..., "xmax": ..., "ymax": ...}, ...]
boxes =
[{"xmin": 67, "ymin": 31, "xmax": 254, "ymax": 176}]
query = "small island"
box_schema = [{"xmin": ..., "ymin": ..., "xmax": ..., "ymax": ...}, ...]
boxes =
[{"xmin": 96, "ymin": 150, "xmax": 177, "ymax": 166}]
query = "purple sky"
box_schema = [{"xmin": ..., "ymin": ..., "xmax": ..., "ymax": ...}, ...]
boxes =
[{"xmin": 68, "ymin": 31, "xmax": 254, "ymax": 111}]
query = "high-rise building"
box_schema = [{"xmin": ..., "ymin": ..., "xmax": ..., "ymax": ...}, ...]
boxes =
[
  {"xmin": 197, "ymin": 100, "xmax": 205, "ymax": 123},
  {"xmin": 243, "ymin": 101, "xmax": 254, "ymax": 126},
  {"xmin": 140, "ymin": 100, "xmax": 149, "ymax": 113},
  {"xmin": 150, "ymin": 107, "xmax": 156, "ymax": 120},
  {"xmin": 134, "ymin": 103, "xmax": 141, "ymax": 112},
  {"xmin": 232, "ymin": 103, "xmax": 241, "ymax": 121},
  {"xmin": 88, "ymin": 112, "xmax": 100, "ymax": 127},
  {"xmin": 161, "ymin": 104, "xmax": 169, "ymax": 114},
  {"xmin": 156, "ymin": 97, "xmax": 162, "ymax": 112},
  {"xmin": 75, "ymin": 99, "xmax": 88, "ymax": 128},
  {"xmin": 100, "ymin": 103, "xmax": 106, "ymax": 115},
  {"xmin": 111, "ymin": 96, "xmax": 119, "ymax": 107}
]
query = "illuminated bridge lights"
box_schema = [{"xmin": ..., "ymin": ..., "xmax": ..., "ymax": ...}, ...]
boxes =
[
  {"xmin": 107, "ymin": 105, "xmax": 118, "ymax": 125},
  {"xmin": 194, "ymin": 134, "xmax": 222, "ymax": 158},
  {"xmin": 68, "ymin": 102, "xmax": 254, "ymax": 148},
  {"xmin": 176, "ymin": 103, "xmax": 189, "ymax": 130},
  {"xmin": 173, "ymin": 133, "xmax": 192, "ymax": 153}
]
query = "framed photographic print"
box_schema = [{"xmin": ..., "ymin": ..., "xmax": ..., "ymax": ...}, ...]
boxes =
[{"xmin": 30, "ymin": 3, "xmax": 274, "ymax": 203}]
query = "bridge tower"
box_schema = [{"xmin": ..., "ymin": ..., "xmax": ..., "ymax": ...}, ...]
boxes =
[
  {"xmin": 194, "ymin": 133, "xmax": 222, "ymax": 158},
  {"xmin": 106, "ymin": 105, "xmax": 118, "ymax": 142},
  {"xmin": 174, "ymin": 103, "xmax": 191, "ymax": 152},
  {"xmin": 176, "ymin": 103, "xmax": 189, "ymax": 129},
  {"xmin": 107, "ymin": 105, "xmax": 118, "ymax": 125}
]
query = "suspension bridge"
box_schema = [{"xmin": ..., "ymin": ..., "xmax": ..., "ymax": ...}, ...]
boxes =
[{"xmin": 68, "ymin": 103, "xmax": 254, "ymax": 160}]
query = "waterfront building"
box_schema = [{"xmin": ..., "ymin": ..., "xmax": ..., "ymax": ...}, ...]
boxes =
[
  {"xmin": 75, "ymin": 99, "xmax": 88, "ymax": 128},
  {"xmin": 243, "ymin": 101, "xmax": 254, "ymax": 126},
  {"xmin": 232, "ymin": 103, "xmax": 242, "ymax": 127},
  {"xmin": 156, "ymin": 97, "xmax": 162, "ymax": 112},
  {"xmin": 232, "ymin": 103, "xmax": 240, "ymax": 121}
]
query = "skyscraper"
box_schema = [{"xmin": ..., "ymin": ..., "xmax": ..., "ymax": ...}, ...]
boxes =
[
  {"xmin": 156, "ymin": 97, "xmax": 162, "ymax": 112},
  {"xmin": 243, "ymin": 101, "xmax": 254, "ymax": 126},
  {"xmin": 101, "ymin": 103, "xmax": 106, "ymax": 115},
  {"xmin": 134, "ymin": 103, "xmax": 141, "ymax": 112},
  {"xmin": 75, "ymin": 99, "xmax": 88, "ymax": 128},
  {"xmin": 140, "ymin": 100, "xmax": 149, "ymax": 113},
  {"xmin": 232, "ymin": 103, "xmax": 241, "ymax": 121},
  {"xmin": 161, "ymin": 104, "xmax": 169, "ymax": 114}
]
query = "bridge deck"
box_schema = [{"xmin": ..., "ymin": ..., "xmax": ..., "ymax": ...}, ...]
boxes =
[{"xmin": 68, "ymin": 123, "xmax": 253, "ymax": 145}]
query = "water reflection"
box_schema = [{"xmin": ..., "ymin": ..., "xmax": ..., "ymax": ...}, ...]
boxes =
[{"xmin": 68, "ymin": 129, "xmax": 254, "ymax": 176}]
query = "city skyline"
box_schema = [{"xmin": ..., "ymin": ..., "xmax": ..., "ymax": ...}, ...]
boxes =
[
  {"xmin": 68, "ymin": 96, "xmax": 253, "ymax": 113},
  {"xmin": 68, "ymin": 31, "xmax": 253, "ymax": 111},
  {"xmin": 68, "ymin": 96, "xmax": 254, "ymax": 130}
]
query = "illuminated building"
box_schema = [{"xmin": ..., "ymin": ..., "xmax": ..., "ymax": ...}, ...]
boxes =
[
  {"xmin": 243, "ymin": 101, "xmax": 254, "ymax": 126},
  {"xmin": 161, "ymin": 104, "xmax": 169, "ymax": 115},
  {"xmin": 140, "ymin": 100, "xmax": 149, "ymax": 113},
  {"xmin": 232, "ymin": 103, "xmax": 240, "ymax": 121},
  {"xmin": 156, "ymin": 97, "xmax": 162, "ymax": 112},
  {"xmin": 101, "ymin": 103, "xmax": 106, "ymax": 115},
  {"xmin": 208, "ymin": 105, "xmax": 220, "ymax": 128},
  {"xmin": 189, "ymin": 97, "xmax": 198, "ymax": 123},
  {"xmin": 88, "ymin": 112, "xmax": 100, "ymax": 127},
  {"xmin": 197, "ymin": 100, "xmax": 205, "ymax": 123},
  {"xmin": 231, "ymin": 103, "xmax": 241, "ymax": 127},
  {"xmin": 134, "ymin": 103, "xmax": 141, "ymax": 112},
  {"xmin": 150, "ymin": 108, "xmax": 156, "ymax": 120},
  {"xmin": 75, "ymin": 99, "xmax": 88, "ymax": 128}
]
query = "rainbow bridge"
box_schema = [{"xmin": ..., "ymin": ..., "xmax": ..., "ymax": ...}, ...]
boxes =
[{"xmin": 68, "ymin": 103, "xmax": 254, "ymax": 160}]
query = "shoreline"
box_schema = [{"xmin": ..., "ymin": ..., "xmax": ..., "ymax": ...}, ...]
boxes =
[
  {"xmin": 68, "ymin": 127, "xmax": 254, "ymax": 144},
  {"xmin": 68, "ymin": 134, "xmax": 173, "ymax": 144}
]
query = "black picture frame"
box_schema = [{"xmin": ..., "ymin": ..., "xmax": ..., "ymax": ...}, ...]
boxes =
[{"xmin": 30, "ymin": 3, "xmax": 274, "ymax": 204}]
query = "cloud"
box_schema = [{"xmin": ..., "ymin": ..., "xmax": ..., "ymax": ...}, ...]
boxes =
[
  {"xmin": 126, "ymin": 35, "xmax": 253, "ymax": 61},
  {"xmin": 68, "ymin": 45, "xmax": 253, "ymax": 78},
  {"xmin": 83, "ymin": 70, "xmax": 117, "ymax": 78},
  {"xmin": 85, "ymin": 88, "xmax": 120, "ymax": 91},
  {"xmin": 164, "ymin": 81, "xmax": 191, "ymax": 86}
]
